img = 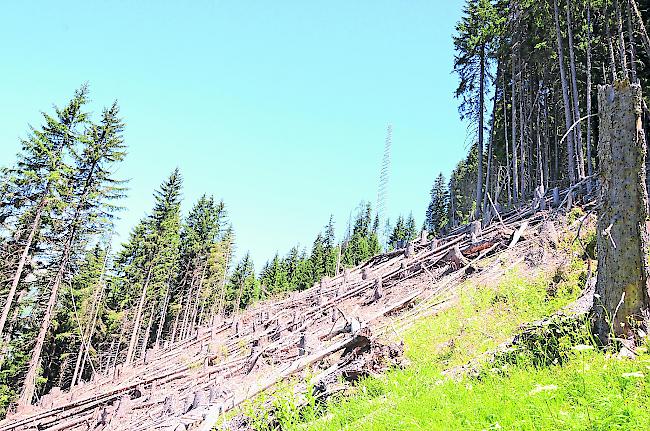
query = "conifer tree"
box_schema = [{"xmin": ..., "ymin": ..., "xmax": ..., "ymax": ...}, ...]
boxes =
[
  {"xmin": 20, "ymin": 98, "xmax": 126, "ymax": 405},
  {"xmin": 425, "ymin": 173, "xmax": 449, "ymax": 235},
  {"xmin": 0, "ymin": 87, "xmax": 90, "ymax": 344},
  {"xmin": 454, "ymin": 0, "xmax": 503, "ymax": 219},
  {"xmin": 117, "ymin": 169, "xmax": 181, "ymax": 368}
]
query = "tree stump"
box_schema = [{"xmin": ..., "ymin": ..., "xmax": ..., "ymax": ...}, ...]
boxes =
[
  {"xmin": 298, "ymin": 333, "xmax": 307, "ymax": 356},
  {"xmin": 552, "ymin": 187, "xmax": 560, "ymax": 207},
  {"xmin": 442, "ymin": 245, "xmax": 468, "ymax": 270},
  {"xmin": 361, "ymin": 267, "xmax": 369, "ymax": 280},
  {"xmin": 469, "ymin": 221, "xmax": 482, "ymax": 244},
  {"xmin": 420, "ymin": 229, "xmax": 428, "ymax": 244},
  {"xmin": 404, "ymin": 242, "xmax": 415, "ymax": 258},
  {"xmin": 533, "ymin": 185, "xmax": 546, "ymax": 211},
  {"xmin": 595, "ymin": 82, "xmax": 650, "ymax": 342},
  {"xmin": 373, "ymin": 277, "xmax": 383, "ymax": 301}
]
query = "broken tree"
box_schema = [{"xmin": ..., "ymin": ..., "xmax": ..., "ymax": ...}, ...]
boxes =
[{"xmin": 594, "ymin": 81, "xmax": 650, "ymax": 342}]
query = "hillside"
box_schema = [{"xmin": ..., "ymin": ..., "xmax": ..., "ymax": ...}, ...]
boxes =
[{"xmin": 0, "ymin": 194, "xmax": 613, "ymax": 431}]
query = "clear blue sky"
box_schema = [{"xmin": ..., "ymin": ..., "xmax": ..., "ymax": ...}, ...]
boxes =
[{"xmin": 0, "ymin": 1, "xmax": 469, "ymax": 268}]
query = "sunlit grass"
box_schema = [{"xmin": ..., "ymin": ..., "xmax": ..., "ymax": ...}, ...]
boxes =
[{"xmin": 233, "ymin": 246, "xmax": 650, "ymax": 431}]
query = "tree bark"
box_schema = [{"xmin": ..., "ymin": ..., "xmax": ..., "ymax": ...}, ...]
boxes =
[
  {"xmin": 70, "ymin": 278, "xmax": 104, "ymax": 388},
  {"xmin": 626, "ymin": 0, "xmax": 638, "ymax": 82},
  {"xmin": 630, "ymin": 0, "xmax": 650, "ymax": 60},
  {"xmin": 511, "ymin": 47, "xmax": 520, "ymax": 201},
  {"xmin": 566, "ymin": 0, "xmax": 585, "ymax": 181},
  {"xmin": 595, "ymin": 82, "xmax": 650, "ymax": 342},
  {"xmin": 615, "ymin": 0, "xmax": 630, "ymax": 80},
  {"xmin": 125, "ymin": 265, "xmax": 153, "ymax": 366},
  {"xmin": 503, "ymin": 70, "xmax": 512, "ymax": 205},
  {"xmin": 475, "ymin": 43, "xmax": 486, "ymax": 220},
  {"xmin": 554, "ymin": 0, "xmax": 577, "ymax": 186},
  {"xmin": 0, "ymin": 196, "xmax": 46, "ymax": 342},
  {"xmin": 586, "ymin": 2, "xmax": 594, "ymax": 193},
  {"xmin": 155, "ymin": 284, "xmax": 170, "ymax": 348},
  {"xmin": 605, "ymin": 3, "xmax": 619, "ymax": 82},
  {"xmin": 483, "ymin": 63, "xmax": 501, "ymax": 219}
]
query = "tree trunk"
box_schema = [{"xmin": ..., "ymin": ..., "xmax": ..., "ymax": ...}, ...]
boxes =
[
  {"xmin": 155, "ymin": 285, "xmax": 170, "ymax": 348},
  {"xmin": 70, "ymin": 279, "xmax": 104, "ymax": 388},
  {"xmin": 190, "ymin": 261, "xmax": 208, "ymax": 334},
  {"xmin": 566, "ymin": 0, "xmax": 585, "ymax": 181},
  {"xmin": 125, "ymin": 265, "xmax": 153, "ymax": 366},
  {"xmin": 511, "ymin": 46, "xmax": 520, "ymax": 201},
  {"xmin": 518, "ymin": 54, "xmax": 526, "ymax": 198},
  {"xmin": 0, "ymin": 196, "xmax": 46, "ymax": 342},
  {"xmin": 586, "ymin": 2, "xmax": 594, "ymax": 193},
  {"xmin": 475, "ymin": 44, "xmax": 486, "ymax": 220},
  {"xmin": 139, "ymin": 305, "xmax": 155, "ymax": 360},
  {"xmin": 503, "ymin": 70, "xmax": 512, "ymax": 205},
  {"xmin": 595, "ymin": 82, "xmax": 650, "ymax": 342},
  {"xmin": 20, "ymin": 242, "xmax": 70, "ymax": 405},
  {"xmin": 554, "ymin": 0, "xmax": 577, "ymax": 186},
  {"xmin": 626, "ymin": 0, "xmax": 638, "ymax": 82},
  {"xmin": 483, "ymin": 63, "xmax": 501, "ymax": 218},
  {"xmin": 630, "ymin": 0, "xmax": 650, "ymax": 60},
  {"xmin": 615, "ymin": 0, "xmax": 630, "ymax": 80},
  {"xmin": 605, "ymin": 3, "xmax": 619, "ymax": 82}
]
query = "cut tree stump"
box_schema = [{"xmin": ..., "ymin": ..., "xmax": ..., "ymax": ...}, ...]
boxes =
[
  {"xmin": 595, "ymin": 81, "xmax": 650, "ymax": 342},
  {"xmin": 442, "ymin": 245, "xmax": 468, "ymax": 270}
]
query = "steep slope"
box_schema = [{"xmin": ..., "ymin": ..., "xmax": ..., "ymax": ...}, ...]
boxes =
[{"xmin": 0, "ymin": 195, "xmax": 572, "ymax": 431}]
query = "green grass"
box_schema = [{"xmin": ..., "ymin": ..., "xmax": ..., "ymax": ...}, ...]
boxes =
[
  {"xmin": 300, "ymin": 350, "xmax": 650, "ymax": 431},
  {"xmin": 234, "ymin": 247, "xmax": 650, "ymax": 431}
]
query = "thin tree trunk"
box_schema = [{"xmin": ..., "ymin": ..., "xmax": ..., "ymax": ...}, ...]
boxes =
[
  {"xmin": 154, "ymin": 284, "xmax": 170, "ymax": 348},
  {"xmin": 170, "ymin": 301, "xmax": 182, "ymax": 344},
  {"xmin": 586, "ymin": 2, "xmax": 594, "ymax": 193},
  {"xmin": 139, "ymin": 304, "xmax": 155, "ymax": 360},
  {"xmin": 20, "ymin": 239, "xmax": 72, "ymax": 405},
  {"xmin": 0, "ymin": 196, "xmax": 46, "ymax": 342},
  {"xmin": 70, "ymin": 280, "xmax": 104, "ymax": 388},
  {"xmin": 554, "ymin": 0, "xmax": 577, "ymax": 186},
  {"xmin": 190, "ymin": 261, "xmax": 208, "ymax": 334},
  {"xmin": 511, "ymin": 44, "xmax": 519, "ymax": 201},
  {"xmin": 503, "ymin": 71, "xmax": 512, "ymax": 205},
  {"xmin": 566, "ymin": 0, "xmax": 585, "ymax": 181},
  {"xmin": 483, "ymin": 63, "xmax": 501, "ymax": 219},
  {"xmin": 543, "ymin": 88, "xmax": 551, "ymax": 191},
  {"xmin": 111, "ymin": 318, "xmax": 127, "ymax": 378},
  {"xmin": 630, "ymin": 0, "xmax": 650, "ymax": 60},
  {"xmin": 626, "ymin": 0, "xmax": 638, "ymax": 82},
  {"xmin": 124, "ymin": 265, "xmax": 153, "ymax": 366},
  {"xmin": 615, "ymin": 0, "xmax": 630, "ymax": 79},
  {"xmin": 475, "ymin": 44, "xmax": 486, "ymax": 220},
  {"xmin": 605, "ymin": 3, "xmax": 619, "ymax": 82},
  {"xmin": 518, "ymin": 57, "xmax": 525, "ymax": 197}
]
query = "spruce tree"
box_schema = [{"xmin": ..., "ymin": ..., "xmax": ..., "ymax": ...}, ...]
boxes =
[
  {"xmin": 0, "ymin": 87, "xmax": 89, "ymax": 345},
  {"xmin": 425, "ymin": 173, "xmax": 449, "ymax": 235},
  {"xmin": 454, "ymin": 0, "xmax": 502, "ymax": 219},
  {"xmin": 20, "ymin": 97, "xmax": 126, "ymax": 406}
]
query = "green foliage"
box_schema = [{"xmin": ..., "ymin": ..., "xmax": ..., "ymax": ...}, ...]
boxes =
[
  {"xmin": 425, "ymin": 173, "xmax": 449, "ymax": 236},
  {"xmin": 388, "ymin": 213, "xmax": 418, "ymax": 248},
  {"xmin": 448, "ymin": 145, "xmax": 478, "ymax": 226},
  {"xmin": 453, "ymin": 0, "xmax": 503, "ymax": 123}
]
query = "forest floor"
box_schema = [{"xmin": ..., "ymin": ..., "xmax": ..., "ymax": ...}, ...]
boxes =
[{"xmin": 224, "ymin": 210, "xmax": 650, "ymax": 431}]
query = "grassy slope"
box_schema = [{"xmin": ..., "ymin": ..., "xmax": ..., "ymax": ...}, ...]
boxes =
[{"xmin": 239, "ymin": 220, "xmax": 650, "ymax": 431}]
